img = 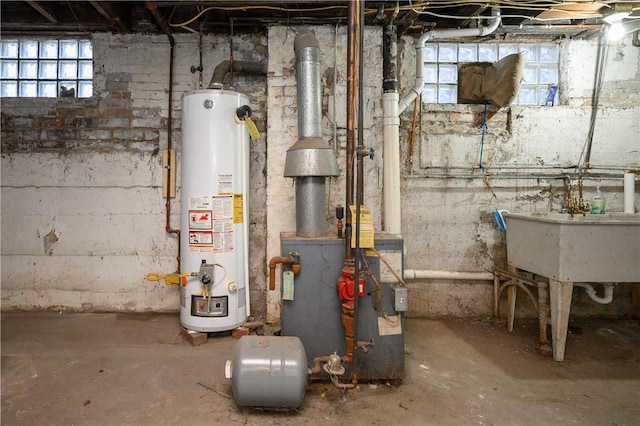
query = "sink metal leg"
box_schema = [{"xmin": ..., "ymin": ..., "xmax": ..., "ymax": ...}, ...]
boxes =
[
  {"xmin": 549, "ymin": 279, "xmax": 573, "ymax": 361},
  {"xmin": 535, "ymin": 282, "xmax": 552, "ymax": 357},
  {"xmin": 507, "ymin": 284, "xmax": 517, "ymax": 332}
]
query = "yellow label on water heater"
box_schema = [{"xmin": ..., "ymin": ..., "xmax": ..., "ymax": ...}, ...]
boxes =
[{"xmin": 234, "ymin": 194, "xmax": 243, "ymax": 224}]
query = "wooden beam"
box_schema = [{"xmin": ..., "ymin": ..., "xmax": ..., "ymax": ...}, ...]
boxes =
[
  {"xmin": 25, "ymin": 1, "xmax": 58, "ymax": 23},
  {"xmin": 458, "ymin": 4, "xmax": 488, "ymax": 29},
  {"xmin": 90, "ymin": 1, "xmax": 129, "ymax": 33},
  {"xmin": 145, "ymin": 1, "xmax": 174, "ymax": 45},
  {"xmin": 396, "ymin": 8, "xmax": 423, "ymax": 37}
]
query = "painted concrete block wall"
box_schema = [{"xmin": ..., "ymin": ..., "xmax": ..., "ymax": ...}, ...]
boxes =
[
  {"xmin": 1, "ymin": 32, "xmax": 269, "ymax": 315},
  {"xmin": 2, "ymin": 27, "xmax": 638, "ymax": 321},
  {"xmin": 398, "ymin": 37, "xmax": 639, "ymax": 317}
]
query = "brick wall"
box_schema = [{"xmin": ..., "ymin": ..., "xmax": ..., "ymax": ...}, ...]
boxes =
[{"xmin": 1, "ymin": 32, "xmax": 269, "ymax": 317}]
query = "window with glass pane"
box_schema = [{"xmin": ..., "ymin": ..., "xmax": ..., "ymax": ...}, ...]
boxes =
[
  {"xmin": 422, "ymin": 42, "xmax": 559, "ymax": 106},
  {"xmin": 0, "ymin": 38, "xmax": 93, "ymax": 98}
]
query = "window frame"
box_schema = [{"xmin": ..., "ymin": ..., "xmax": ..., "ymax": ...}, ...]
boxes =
[
  {"xmin": 422, "ymin": 41, "xmax": 560, "ymax": 106},
  {"xmin": 1, "ymin": 37, "xmax": 93, "ymax": 98}
]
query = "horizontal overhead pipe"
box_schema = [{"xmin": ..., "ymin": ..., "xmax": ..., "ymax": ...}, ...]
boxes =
[
  {"xmin": 398, "ymin": 7, "xmax": 501, "ymax": 114},
  {"xmin": 404, "ymin": 269, "xmax": 494, "ymax": 281}
]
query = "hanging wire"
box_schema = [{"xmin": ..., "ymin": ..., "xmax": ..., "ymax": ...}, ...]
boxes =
[{"xmin": 477, "ymin": 101, "xmax": 489, "ymax": 171}]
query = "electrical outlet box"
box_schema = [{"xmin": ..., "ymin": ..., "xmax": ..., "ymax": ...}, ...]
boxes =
[{"xmin": 393, "ymin": 286, "xmax": 408, "ymax": 312}]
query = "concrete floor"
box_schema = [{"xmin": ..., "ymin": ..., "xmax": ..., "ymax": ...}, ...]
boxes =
[{"xmin": 2, "ymin": 312, "xmax": 639, "ymax": 425}]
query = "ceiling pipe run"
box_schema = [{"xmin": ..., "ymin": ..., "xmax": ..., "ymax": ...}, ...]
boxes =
[
  {"xmin": 284, "ymin": 31, "xmax": 339, "ymax": 238},
  {"xmin": 381, "ymin": 8, "xmax": 501, "ymax": 235}
]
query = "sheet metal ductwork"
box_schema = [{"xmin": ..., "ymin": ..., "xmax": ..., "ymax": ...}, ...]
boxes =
[
  {"xmin": 208, "ymin": 60, "xmax": 268, "ymax": 88},
  {"xmin": 285, "ymin": 31, "xmax": 339, "ymax": 237}
]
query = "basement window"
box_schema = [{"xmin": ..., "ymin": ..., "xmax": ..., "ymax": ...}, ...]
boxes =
[
  {"xmin": 1, "ymin": 38, "xmax": 93, "ymax": 98},
  {"xmin": 422, "ymin": 42, "xmax": 559, "ymax": 106}
]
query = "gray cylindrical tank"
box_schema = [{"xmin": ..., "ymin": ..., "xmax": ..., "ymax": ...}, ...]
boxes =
[{"xmin": 225, "ymin": 336, "xmax": 308, "ymax": 408}]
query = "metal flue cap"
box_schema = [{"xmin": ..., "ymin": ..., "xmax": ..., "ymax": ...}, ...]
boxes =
[{"xmin": 284, "ymin": 137, "xmax": 340, "ymax": 177}]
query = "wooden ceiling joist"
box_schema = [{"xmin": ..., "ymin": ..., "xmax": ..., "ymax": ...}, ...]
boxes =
[
  {"xmin": 89, "ymin": 1, "xmax": 129, "ymax": 33},
  {"xmin": 25, "ymin": 1, "xmax": 57, "ymax": 23}
]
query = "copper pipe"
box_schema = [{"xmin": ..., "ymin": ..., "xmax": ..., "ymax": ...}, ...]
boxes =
[
  {"xmin": 309, "ymin": 355, "xmax": 332, "ymax": 375},
  {"xmin": 409, "ymin": 96, "xmax": 419, "ymax": 158},
  {"xmin": 341, "ymin": 308, "xmax": 355, "ymax": 363},
  {"xmin": 151, "ymin": 4, "xmax": 180, "ymax": 273},
  {"xmin": 268, "ymin": 255, "xmax": 300, "ymax": 291}
]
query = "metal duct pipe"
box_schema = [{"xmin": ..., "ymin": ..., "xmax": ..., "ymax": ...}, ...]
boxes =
[
  {"xmin": 284, "ymin": 31, "xmax": 339, "ymax": 237},
  {"xmin": 294, "ymin": 32, "xmax": 322, "ymax": 138},
  {"xmin": 208, "ymin": 60, "xmax": 267, "ymax": 88}
]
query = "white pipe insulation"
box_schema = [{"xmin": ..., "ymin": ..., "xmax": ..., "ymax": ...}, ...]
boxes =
[
  {"xmin": 382, "ymin": 8, "xmax": 502, "ymax": 235},
  {"xmin": 404, "ymin": 269, "xmax": 494, "ymax": 281}
]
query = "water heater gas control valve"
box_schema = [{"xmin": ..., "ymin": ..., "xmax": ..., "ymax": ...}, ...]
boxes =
[{"xmin": 198, "ymin": 260, "xmax": 215, "ymax": 285}]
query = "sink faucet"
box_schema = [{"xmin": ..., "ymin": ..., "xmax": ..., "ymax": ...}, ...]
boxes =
[{"xmin": 566, "ymin": 176, "xmax": 589, "ymax": 217}]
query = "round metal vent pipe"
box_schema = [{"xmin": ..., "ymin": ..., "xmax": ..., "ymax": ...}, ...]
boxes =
[{"xmin": 284, "ymin": 31, "xmax": 339, "ymax": 237}]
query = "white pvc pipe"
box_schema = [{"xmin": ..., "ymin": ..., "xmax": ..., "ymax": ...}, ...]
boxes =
[
  {"xmin": 383, "ymin": 91, "xmax": 402, "ymax": 235},
  {"xmin": 574, "ymin": 282, "xmax": 615, "ymax": 304},
  {"xmin": 404, "ymin": 269, "xmax": 494, "ymax": 281},
  {"xmin": 398, "ymin": 8, "xmax": 502, "ymax": 114},
  {"xmin": 382, "ymin": 8, "xmax": 501, "ymax": 235},
  {"xmin": 624, "ymin": 171, "xmax": 636, "ymax": 213}
]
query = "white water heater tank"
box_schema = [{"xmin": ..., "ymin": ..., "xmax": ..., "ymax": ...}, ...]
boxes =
[{"xmin": 180, "ymin": 89, "xmax": 250, "ymax": 332}]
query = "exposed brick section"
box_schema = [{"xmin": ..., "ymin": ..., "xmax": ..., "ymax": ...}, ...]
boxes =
[{"xmin": 180, "ymin": 327, "xmax": 208, "ymax": 346}]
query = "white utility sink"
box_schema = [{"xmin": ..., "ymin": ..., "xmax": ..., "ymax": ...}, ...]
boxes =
[{"xmin": 502, "ymin": 212, "xmax": 640, "ymax": 361}]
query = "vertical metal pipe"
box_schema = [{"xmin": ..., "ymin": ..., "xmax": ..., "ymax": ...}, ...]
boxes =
[
  {"xmin": 286, "ymin": 32, "xmax": 338, "ymax": 237},
  {"xmin": 294, "ymin": 32, "xmax": 322, "ymax": 139},
  {"xmin": 356, "ymin": 1, "xmax": 365, "ymax": 209},
  {"xmin": 164, "ymin": 33, "xmax": 180, "ymax": 272},
  {"xmin": 352, "ymin": 0, "xmax": 363, "ymax": 384},
  {"xmin": 345, "ymin": 2, "xmax": 358, "ymax": 261},
  {"xmin": 295, "ymin": 177, "xmax": 326, "ymax": 238}
]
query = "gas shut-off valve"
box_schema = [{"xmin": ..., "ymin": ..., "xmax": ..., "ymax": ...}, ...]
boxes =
[{"xmin": 198, "ymin": 259, "xmax": 215, "ymax": 285}]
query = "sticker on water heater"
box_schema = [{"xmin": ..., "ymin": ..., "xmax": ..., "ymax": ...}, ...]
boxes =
[
  {"xmin": 218, "ymin": 174, "xmax": 233, "ymax": 193},
  {"xmin": 189, "ymin": 210, "xmax": 212, "ymax": 230},
  {"xmin": 189, "ymin": 231, "xmax": 213, "ymax": 245},
  {"xmin": 233, "ymin": 194, "xmax": 243, "ymax": 224},
  {"xmin": 213, "ymin": 229, "xmax": 234, "ymax": 252},
  {"xmin": 212, "ymin": 195, "xmax": 233, "ymax": 218},
  {"xmin": 190, "ymin": 196, "xmax": 212, "ymax": 210}
]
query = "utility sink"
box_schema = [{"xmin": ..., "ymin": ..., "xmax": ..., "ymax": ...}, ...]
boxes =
[
  {"xmin": 502, "ymin": 212, "xmax": 640, "ymax": 361},
  {"xmin": 503, "ymin": 212, "xmax": 640, "ymax": 283}
]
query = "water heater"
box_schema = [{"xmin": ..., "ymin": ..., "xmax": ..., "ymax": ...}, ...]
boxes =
[{"xmin": 180, "ymin": 89, "xmax": 250, "ymax": 332}]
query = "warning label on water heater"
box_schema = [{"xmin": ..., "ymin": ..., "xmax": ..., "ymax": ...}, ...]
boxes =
[
  {"xmin": 189, "ymin": 210, "xmax": 212, "ymax": 230},
  {"xmin": 212, "ymin": 195, "xmax": 234, "ymax": 253},
  {"xmin": 188, "ymin": 195, "xmax": 234, "ymax": 253}
]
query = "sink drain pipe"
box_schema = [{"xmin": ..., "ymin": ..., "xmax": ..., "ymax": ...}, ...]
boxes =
[
  {"xmin": 573, "ymin": 282, "xmax": 615, "ymax": 304},
  {"xmin": 404, "ymin": 269, "xmax": 494, "ymax": 281}
]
